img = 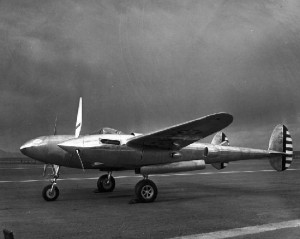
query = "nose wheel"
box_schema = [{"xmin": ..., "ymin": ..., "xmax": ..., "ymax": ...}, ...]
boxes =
[
  {"xmin": 42, "ymin": 184, "xmax": 60, "ymax": 201},
  {"xmin": 42, "ymin": 165, "xmax": 60, "ymax": 201},
  {"xmin": 97, "ymin": 172, "xmax": 115, "ymax": 192}
]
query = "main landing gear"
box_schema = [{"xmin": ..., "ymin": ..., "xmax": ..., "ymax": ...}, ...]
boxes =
[
  {"xmin": 134, "ymin": 176, "xmax": 158, "ymax": 203},
  {"xmin": 41, "ymin": 168, "xmax": 158, "ymax": 203},
  {"xmin": 42, "ymin": 165, "xmax": 60, "ymax": 201},
  {"xmin": 96, "ymin": 173, "xmax": 158, "ymax": 203},
  {"xmin": 97, "ymin": 172, "xmax": 115, "ymax": 192}
]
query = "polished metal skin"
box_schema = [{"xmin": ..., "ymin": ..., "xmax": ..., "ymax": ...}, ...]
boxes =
[
  {"xmin": 20, "ymin": 118, "xmax": 293, "ymax": 173},
  {"xmin": 19, "ymin": 99, "xmax": 293, "ymax": 202},
  {"xmin": 20, "ymin": 135, "xmax": 75, "ymax": 167}
]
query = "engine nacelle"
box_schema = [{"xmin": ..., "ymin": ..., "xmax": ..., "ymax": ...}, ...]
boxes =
[
  {"xmin": 203, "ymin": 146, "xmax": 219, "ymax": 158},
  {"xmin": 203, "ymin": 145, "xmax": 229, "ymax": 170}
]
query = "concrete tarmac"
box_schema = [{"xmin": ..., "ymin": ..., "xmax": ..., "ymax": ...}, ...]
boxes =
[{"xmin": 1, "ymin": 160, "xmax": 300, "ymax": 239}]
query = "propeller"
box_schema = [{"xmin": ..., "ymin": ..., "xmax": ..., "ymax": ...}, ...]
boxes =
[
  {"xmin": 43, "ymin": 115, "xmax": 59, "ymax": 176},
  {"xmin": 53, "ymin": 115, "xmax": 58, "ymax": 135},
  {"xmin": 75, "ymin": 97, "xmax": 82, "ymax": 138},
  {"xmin": 76, "ymin": 149, "xmax": 85, "ymax": 172},
  {"xmin": 74, "ymin": 97, "xmax": 85, "ymax": 172},
  {"xmin": 43, "ymin": 164, "xmax": 48, "ymax": 177},
  {"xmin": 43, "ymin": 164, "xmax": 60, "ymax": 177}
]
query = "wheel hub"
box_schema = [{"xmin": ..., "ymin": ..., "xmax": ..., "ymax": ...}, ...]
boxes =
[
  {"xmin": 141, "ymin": 185, "xmax": 154, "ymax": 199},
  {"xmin": 103, "ymin": 180, "xmax": 112, "ymax": 189},
  {"xmin": 46, "ymin": 189, "xmax": 56, "ymax": 199}
]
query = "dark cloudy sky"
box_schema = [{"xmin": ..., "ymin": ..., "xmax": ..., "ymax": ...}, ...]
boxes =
[{"xmin": 1, "ymin": 0, "xmax": 300, "ymax": 152}]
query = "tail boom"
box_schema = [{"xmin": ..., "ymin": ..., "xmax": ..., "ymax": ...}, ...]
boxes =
[
  {"xmin": 204, "ymin": 145, "xmax": 276, "ymax": 164},
  {"xmin": 204, "ymin": 124, "xmax": 293, "ymax": 170}
]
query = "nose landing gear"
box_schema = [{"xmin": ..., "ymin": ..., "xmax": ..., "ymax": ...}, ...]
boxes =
[{"xmin": 42, "ymin": 165, "xmax": 60, "ymax": 201}]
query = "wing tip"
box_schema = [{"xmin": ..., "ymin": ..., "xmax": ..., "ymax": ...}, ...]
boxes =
[{"xmin": 214, "ymin": 112, "xmax": 233, "ymax": 124}]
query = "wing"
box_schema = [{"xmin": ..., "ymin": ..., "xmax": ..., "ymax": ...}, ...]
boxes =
[{"xmin": 126, "ymin": 112, "xmax": 233, "ymax": 150}]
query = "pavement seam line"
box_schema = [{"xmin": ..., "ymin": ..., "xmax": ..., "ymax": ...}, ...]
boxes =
[
  {"xmin": 0, "ymin": 168, "xmax": 299, "ymax": 183},
  {"xmin": 170, "ymin": 219, "xmax": 300, "ymax": 239}
]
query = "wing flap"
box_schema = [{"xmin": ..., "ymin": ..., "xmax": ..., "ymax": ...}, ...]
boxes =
[{"xmin": 127, "ymin": 112, "xmax": 233, "ymax": 150}]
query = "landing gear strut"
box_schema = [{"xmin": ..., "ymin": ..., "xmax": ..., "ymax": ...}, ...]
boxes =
[
  {"xmin": 134, "ymin": 175, "xmax": 158, "ymax": 203},
  {"xmin": 42, "ymin": 165, "xmax": 60, "ymax": 201},
  {"xmin": 97, "ymin": 172, "xmax": 115, "ymax": 192}
]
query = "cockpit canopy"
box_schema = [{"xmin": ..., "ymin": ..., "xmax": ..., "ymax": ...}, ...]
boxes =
[{"xmin": 91, "ymin": 127, "xmax": 124, "ymax": 135}]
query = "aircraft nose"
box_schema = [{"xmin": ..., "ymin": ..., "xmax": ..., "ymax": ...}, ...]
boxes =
[
  {"xmin": 20, "ymin": 142, "xmax": 31, "ymax": 156},
  {"xmin": 20, "ymin": 138, "xmax": 44, "ymax": 156},
  {"xmin": 20, "ymin": 144, "xmax": 27, "ymax": 155}
]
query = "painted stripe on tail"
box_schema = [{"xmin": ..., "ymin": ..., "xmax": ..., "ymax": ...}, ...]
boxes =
[
  {"xmin": 283, "ymin": 126, "xmax": 293, "ymax": 170},
  {"xmin": 269, "ymin": 124, "xmax": 293, "ymax": 171}
]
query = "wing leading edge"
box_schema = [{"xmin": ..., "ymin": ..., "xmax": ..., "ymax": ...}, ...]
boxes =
[{"xmin": 126, "ymin": 112, "xmax": 233, "ymax": 150}]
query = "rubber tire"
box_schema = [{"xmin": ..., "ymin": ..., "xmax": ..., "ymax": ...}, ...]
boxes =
[
  {"xmin": 97, "ymin": 174, "xmax": 115, "ymax": 192},
  {"xmin": 42, "ymin": 184, "xmax": 59, "ymax": 201},
  {"xmin": 135, "ymin": 179, "xmax": 158, "ymax": 203}
]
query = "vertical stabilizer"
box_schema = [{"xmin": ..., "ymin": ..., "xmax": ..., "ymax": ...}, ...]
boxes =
[
  {"xmin": 211, "ymin": 132, "xmax": 229, "ymax": 170},
  {"xmin": 75, "ymin": 97, "xmax": 82, "ymax": 138},
  {"xmin": 268, "ymin": 124, "xmax": 293, "ymax": 171}
]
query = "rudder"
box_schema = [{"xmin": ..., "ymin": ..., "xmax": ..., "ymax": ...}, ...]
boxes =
[{"xmin": 268, "ymin": 125, "xmax": 293, "ymax": 171}]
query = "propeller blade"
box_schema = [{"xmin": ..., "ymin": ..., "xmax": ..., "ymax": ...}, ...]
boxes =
[
  {"xmin": 53, "ymin": 115, "xmax": 58, "ymax": 135},
  {"xmin": 43, "ymin": 164, "xmax": 60, "ymax": 177},
  {"xmin": 76, "ymin": 149, "xmax": 85, "ymax": 172},
  {"xmin": 43, "ymin": 164, "xmax": 48, "ymax": 177},
  {"xmin": 52, "ymin": 165, "xmax": 60, "ymax": 177},
  {"xmin": 75, "ymin": 97, "xmax": 82, "ymax": 138}
]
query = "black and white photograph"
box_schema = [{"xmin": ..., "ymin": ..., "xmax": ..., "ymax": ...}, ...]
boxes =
[{"xmin": 1, "ymin": 1, "xmax": 300, "ymax": 238}]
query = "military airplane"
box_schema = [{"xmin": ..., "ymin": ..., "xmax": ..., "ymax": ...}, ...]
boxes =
[{"xmin": 20, "ymin": 98, "xmax": 293, "ymax": 203}]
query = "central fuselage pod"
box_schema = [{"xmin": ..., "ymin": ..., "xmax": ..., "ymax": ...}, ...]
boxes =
[{"xmin": 57, "ymin": 134, "xmax": 210, "ymax": 169}]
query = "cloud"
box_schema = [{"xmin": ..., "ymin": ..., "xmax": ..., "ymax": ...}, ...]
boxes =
[{"xmin": 0, "ymin": 0, "xmax": 300, "ymax": 151}]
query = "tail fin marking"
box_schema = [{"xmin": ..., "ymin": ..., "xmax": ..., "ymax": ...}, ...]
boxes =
[
  {"xmin": 269, "ymin": 124, "xmax": 293, "ymax": 171},
  {"xmin": 284, "ymin": 127, "xmax": 293, "ymax": 169}
]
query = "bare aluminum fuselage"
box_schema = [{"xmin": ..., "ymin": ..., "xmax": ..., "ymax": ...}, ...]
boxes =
[
  {"xmin": 20, "ymin": 134, "xmax": 206, "ymax": 169},
  {"xmin": 20, "ymin": 133, "xmax": 274, "ymax": 171}
]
